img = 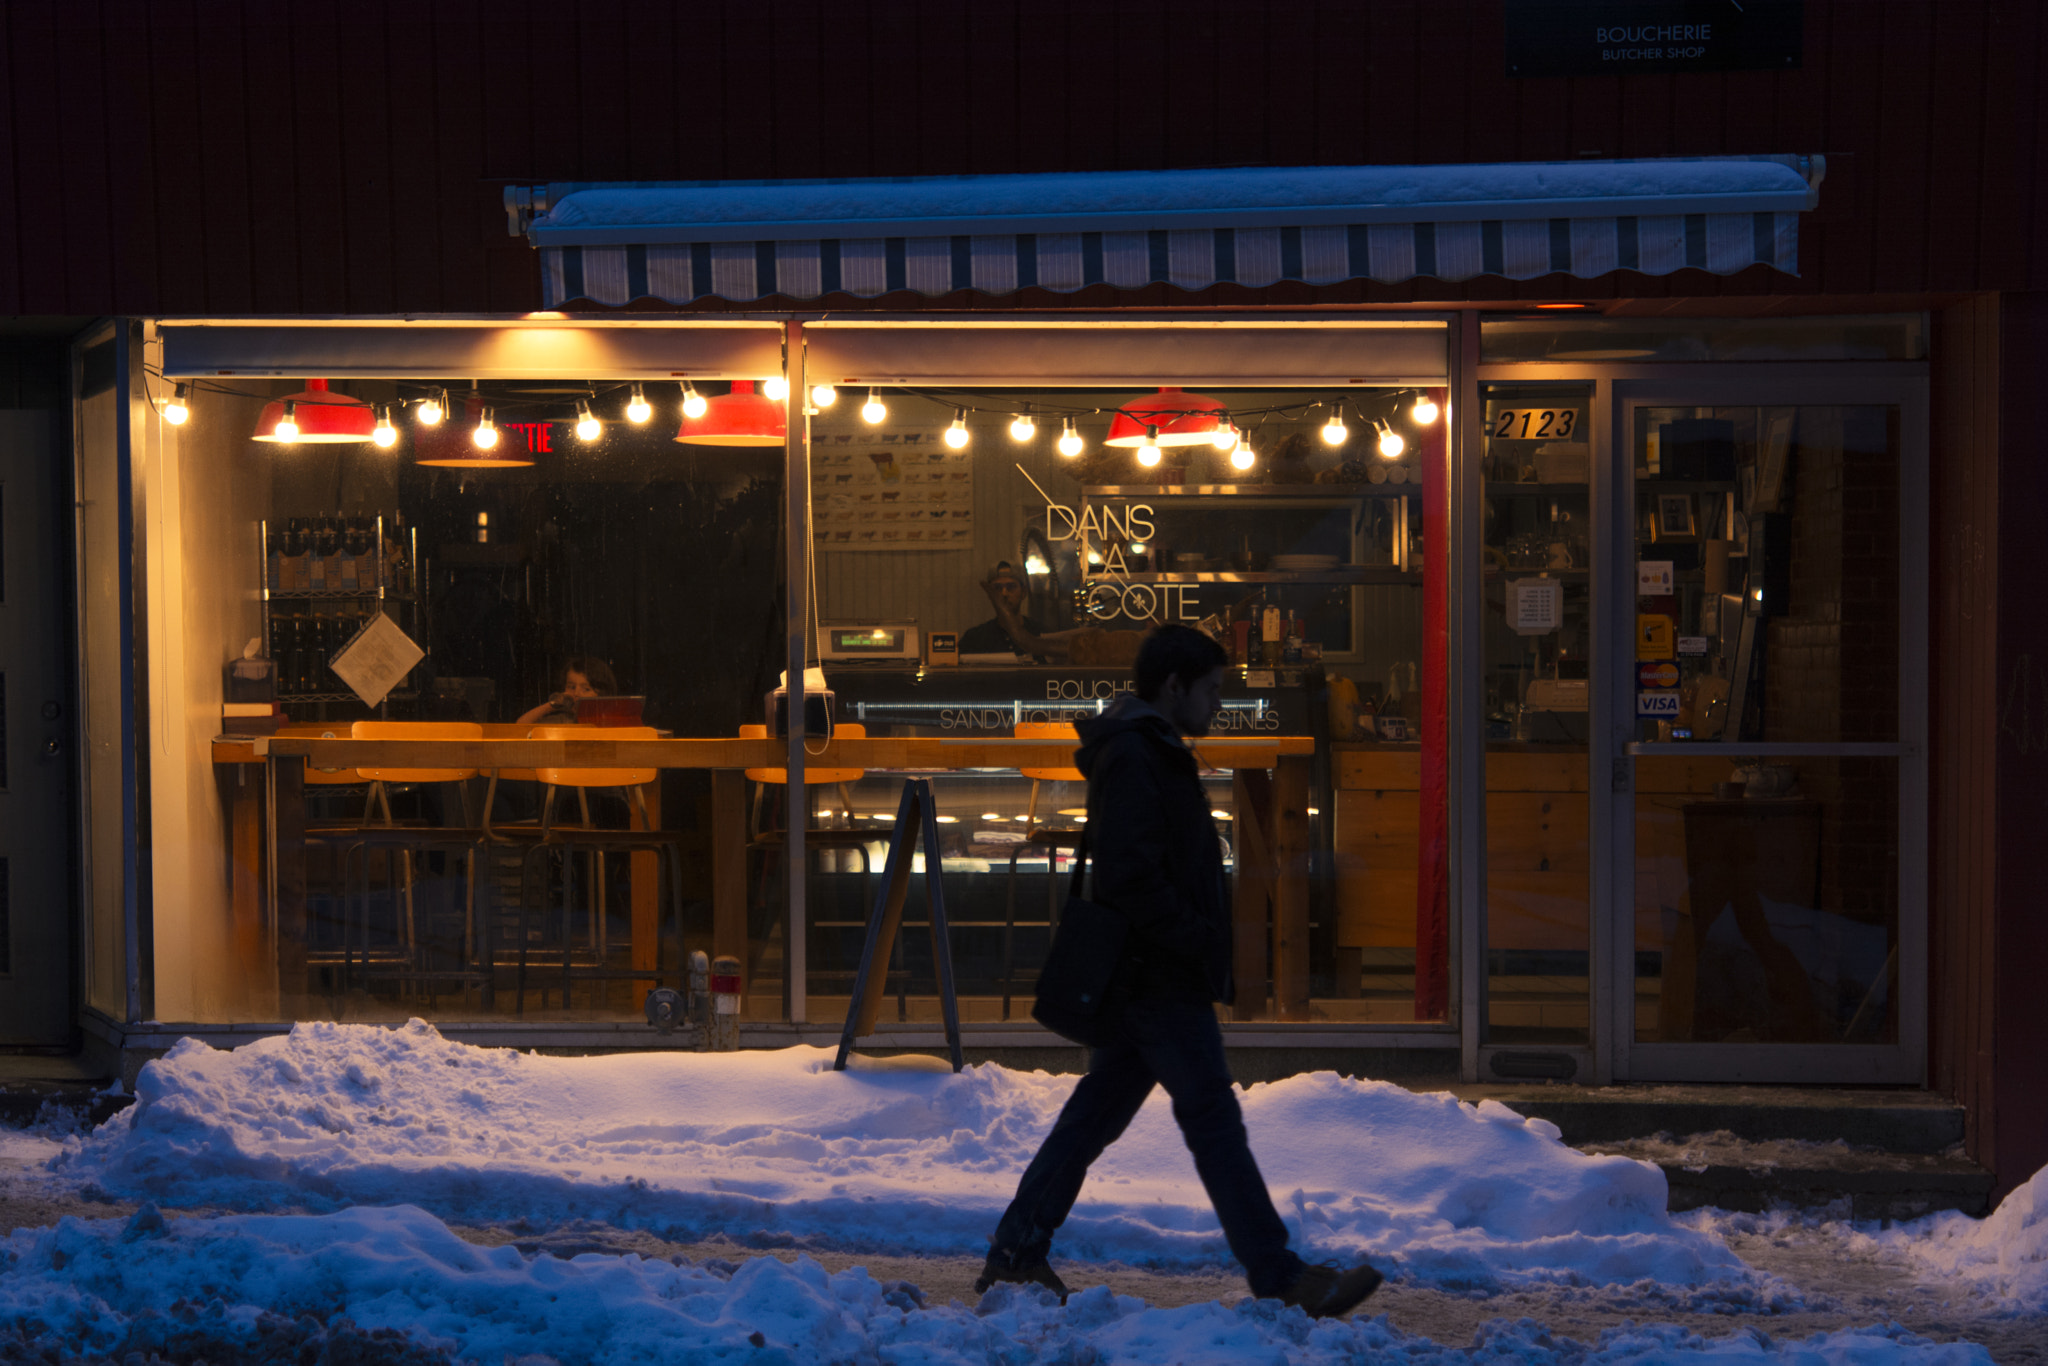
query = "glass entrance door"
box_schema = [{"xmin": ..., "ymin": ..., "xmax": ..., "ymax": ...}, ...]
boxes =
[{"xmin": 1613, "ymin": 380, "xmax": 1926, "ymax": 1083}]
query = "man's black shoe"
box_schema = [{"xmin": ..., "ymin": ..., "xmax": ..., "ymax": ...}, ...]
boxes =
[
  {"xmin": 974, "ymin": 1246, "xmax": 1071, "ymax": 1302},
  {"xmin": 1277, "ymin": 1260, "xmax": 1383, "ymax": 1318}
]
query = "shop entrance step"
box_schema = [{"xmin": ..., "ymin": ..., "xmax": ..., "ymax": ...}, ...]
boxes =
[{"xmin": 1449, "ymin": 1082, "xmax": 1987, "ymax": 1219}]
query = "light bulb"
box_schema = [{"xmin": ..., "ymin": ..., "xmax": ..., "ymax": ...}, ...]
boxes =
[
  {"xmin": 944, "ymin": 410, "xmax": 970, "ymax": 449},
  {"xmin": 1211, "ymin": 423, "xmax": 1238, "ymax": 451},
  {"xmin": 372, "ymin": 405, "xmax": 397, "ymax": 448},
  {"xmin": 1009, "ymin": 412, "xmax": 1037, "ymax": 442},
  {"xmin": 1377, "ymin": 421, "xmax": 1405, "ymax": 459},
  {"xmin": 274, "ymin": 401, "xmax": 299, "ymax": 442},
  {"xmin": 1320, "ymin": 412, "xmax": 1348, "ymax": 446},
  {"xmin": 417, "ymin": 391, "xmax": 446, "ymax": 426},
  {"xmin": 164, "ymin": 383, "xmax": 190, "ymax": 425},
  {"xmin": 1057, "ymin": 422, "xmax": 1083, "ymax": 458},
  {"xmin": 1412, "ymin": 394, "xmax": 1440, "ymax": 425},
  {"xmin": 861, "ymin": 389, "xmax": 887, "ymax": 424},
  {"xmin": 681, "ymin": 384, "xmax": 707, "ymax": 420},
  {"xmin": 625, "ymin": 385, "xmax": 651, "ymax": 424},
  {"xmin": 574, "ymin": 402, "xmax": 600, "ymax": 442},
  {"xmin": 473, "ymin": 411, "xmax": 499, "ymax": 450},
  {"xmin": 811, "ymin": 383, "xmax": 838, "ymax": 407},
  {"xmin": 1230, "ymin": 445, "xmax": 1256, "ymax": 472},
  {"xmin": 763, "ymin": 376, "xmax": 788, "ymax": 402},
  {"xmin": 1136, "ymin": 426, "xmax": 1162, "ymax": 467}
]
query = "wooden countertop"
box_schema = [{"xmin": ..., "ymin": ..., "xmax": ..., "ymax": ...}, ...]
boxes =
[{"xmin": 212, "ymin": 732, "xmax": 1315, "ymax": 771}]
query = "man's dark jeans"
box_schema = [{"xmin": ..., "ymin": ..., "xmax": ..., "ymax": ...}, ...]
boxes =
[{"xmin": 991, "ymin": 998, "xmax": 1304, "ymax": 1297}]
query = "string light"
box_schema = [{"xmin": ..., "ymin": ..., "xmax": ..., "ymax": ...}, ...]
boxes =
[
  {"xmin": 1210, "ymin": 423, "xmax": 1238, "ymax": 452},
  {"xmin": 1320, "ymin": 410, "xmax": 1348, "ymax": 446},
  {"xmin": 811, "ymin": 383, "xmax": 838, "ymax": 407},
  {"xmin": 416, "ymin": 390, "xmax": 446, "ymax": 426},
  {"xmin": 273, "ymin": 401, "xmax": 300, "ymax": 442},
  {"xmin": 681, "ymin": 384, "xmax": 707, "ymax": 420},
  {"xmin": 861, "ymin": 389, "xmax": 887, "ymax": 424},
  {"xmin": 1136, "ymin": 425, "xmax": 1162, "ymax": 468},
  {"xmin": 763, "ymin": 376, "xmax": 789, "ymax": 402},
  {"xmin": 1057, "ymin": 420, "xmax": 1083, "ymax": 458},
  {"xmin": 473, "ymin": 409, "xmax": 499, "ymax": 450},
  {"xmin": 574, "ymin": 401, "xmax": 601, "ymax": 442},
  {"xmin": 625, "ymin": 385, "xmax": 652, "ymax": 424},
  {"xmin": 1377, "ymin": 420, "xmax": 1405, "ymax": 459},
  {"xmin": 1412, "ymin": 393, "xmax": 1440, "ymax": 425},
  {"xmin": 162, "ymin": 383, "xmax": 190, "ymax": 425},
  {"xmin": 372, "ymin": 405, "xmax": 397, "ymax": 448},
  {"xmin": 1009, "ymin": 412, "xmax": 1037, "ymax": 442},
  {"xmin": 1230, "ymin": 441, "xmax": 1256, "ymax": 472},
  {"xmin": 943, "ymin": 410, "xmax": 970, "ymax": 449}
]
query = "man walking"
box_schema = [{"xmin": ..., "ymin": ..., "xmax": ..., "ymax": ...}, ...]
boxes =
[{"xmin": 977, "ymin": 624, "xmax": 1383, "ymax": 1317}]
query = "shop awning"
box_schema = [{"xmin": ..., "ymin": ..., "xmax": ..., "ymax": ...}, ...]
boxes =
[{"xmin": 510, "ymin": 156, "xmax": 1822, "ymax": 307}]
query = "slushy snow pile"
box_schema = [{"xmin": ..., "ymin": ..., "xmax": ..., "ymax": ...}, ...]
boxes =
[
  {"xmin": 0, "ymin": 1204, "xmax": 1987, "ymax": 1366},
  {"xmin": 1863, "ymin": 1161, "xmax": 2048, "ymax": 1311},
  {"xmin": 59, "ymin": 1020, "xmax": 1744, "ymax": 1294}
]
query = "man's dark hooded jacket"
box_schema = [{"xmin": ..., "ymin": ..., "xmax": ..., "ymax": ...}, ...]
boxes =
[{"xmin": 1073, "ymin": 695, "xmax": 1234, "ymax": 1006}]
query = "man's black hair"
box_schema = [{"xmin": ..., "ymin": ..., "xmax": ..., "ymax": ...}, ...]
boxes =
[{"xmin": 1134, "ymin": 623, "xmax": 1228, "ymax": 701}]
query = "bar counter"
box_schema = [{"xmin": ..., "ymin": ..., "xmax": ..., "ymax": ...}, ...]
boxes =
[{"xmin": 211, "ymin": 727, "xmax": 1317, "ymax": 1019}]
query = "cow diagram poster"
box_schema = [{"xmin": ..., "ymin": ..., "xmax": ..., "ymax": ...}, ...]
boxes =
[{"xmin": 812, "ymin": 430, "xmax": 975, "ymax": 551}]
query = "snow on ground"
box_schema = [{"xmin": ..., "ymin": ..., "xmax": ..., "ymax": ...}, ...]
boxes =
[
  {"xmin": 58, "ymin": 1020, "xmax": 1743, "ymax": 1295},
  {"xmin": 6, "ymin": 1021, "xmax": 2033, "ymax": 1362},
  {"xmin": 0, "ymin": 1204, "xmax": 1988, "ymax": 1366}
]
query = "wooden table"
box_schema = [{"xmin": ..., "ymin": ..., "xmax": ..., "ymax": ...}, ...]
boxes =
[{"xmin": 214, "ymin": 732, "xmax": 1315, "ymax": 1019}]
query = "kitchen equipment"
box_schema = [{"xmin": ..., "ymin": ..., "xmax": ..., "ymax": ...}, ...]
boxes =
[{"xmin": 818, "ymin": 620, "xmax": 922, "ymax": 663}]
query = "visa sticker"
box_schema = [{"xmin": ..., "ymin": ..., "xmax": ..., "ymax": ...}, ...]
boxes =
[{"xmin": 1637, "ymin": 690, "xmax": 1681, "ymax": 717}]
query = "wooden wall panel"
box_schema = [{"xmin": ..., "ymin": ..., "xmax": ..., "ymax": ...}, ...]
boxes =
[{"xmin": 3, "ymin": 0, "xmax": 2041, "ymax": 314}]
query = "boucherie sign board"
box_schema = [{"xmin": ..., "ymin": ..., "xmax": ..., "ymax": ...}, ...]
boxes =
[{"xmin": 1506, "ymin": 0, "xmax": 1802, "ymax": 78}]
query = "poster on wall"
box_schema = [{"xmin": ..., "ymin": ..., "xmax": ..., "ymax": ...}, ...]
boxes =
[{"xmin": 812, "ymin": 430, "xmax": 975, "ymax": 552}]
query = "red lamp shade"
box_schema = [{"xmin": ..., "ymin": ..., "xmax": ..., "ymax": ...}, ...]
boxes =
[
  {"xmin": 415, "ymin": 394, "xmax": 535, "ymax": 469},
  {"xmin": 252, "ymin": 378, "xmax": 378, "ymax": 443},
  {"xmin": 1103, "ymin": 386, "xmax": 1227, "ymax": 447},
  {"xmin": 675, "ymin": 381, "xmax": 787, "ymax": 447}
]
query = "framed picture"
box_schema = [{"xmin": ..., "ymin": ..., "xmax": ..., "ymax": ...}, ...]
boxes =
[{"xmin": 1655, "ymin": 492, "xmax": 1697, "ymax": 541}]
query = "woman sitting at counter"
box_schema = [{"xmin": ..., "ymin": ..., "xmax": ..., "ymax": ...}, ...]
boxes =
[{"xmin": 516, "ymin": 656, "xmax": 617, "ymax": 725}]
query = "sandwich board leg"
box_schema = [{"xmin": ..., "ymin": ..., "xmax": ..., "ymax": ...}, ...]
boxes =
[
  {"xmin": 834, "ymin": 781, "xmax": 922, "ymax": 1071},
  {"xmin": 919, "ymin": 779, "xmax": 965, "ymax": 1072}
]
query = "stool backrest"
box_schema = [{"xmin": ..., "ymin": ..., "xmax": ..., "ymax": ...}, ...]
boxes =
[
  {"xmin": 352, "ymin": 720, "xmax": 483, "ymax": 784},
  {"xmin": 741, "ymin": 722, "xmax": 867, "ymax": 785},
  {"xmin": 529, "ymin": 725, "xmax": 658, "ymax": 788},
  {"xmin": 1014, "ymin": 721, "xmax": 1083, "ymax": 782}
]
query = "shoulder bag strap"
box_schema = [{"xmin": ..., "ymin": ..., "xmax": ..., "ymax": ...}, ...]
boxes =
[{"xmin": 1068, "ymin": 789, "xmax": 1093, "ymax": 900}]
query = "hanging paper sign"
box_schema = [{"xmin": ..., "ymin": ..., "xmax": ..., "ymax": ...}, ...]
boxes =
[
  {"xmin": 330, "ymin": 613, "xmax": 425, "ymax": 708},
  {"xmin": 1637, "ymin": 561, "xmax": 1674, "ymax": 596},
  {"xmin": 1636, "ymin": 613, "xmax": 1675, "ymax": 661},
  {"xmin": 1637, "ymin": 690, "xmax": 1682, "ymax": 718},
  {"xmin": 1509, "ymin": 578, "xmax": 1563, "ymax": 635}
]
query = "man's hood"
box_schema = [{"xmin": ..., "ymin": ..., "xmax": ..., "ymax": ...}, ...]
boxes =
[{"xmin": 1074, "ymin": 693, "xmax": 1181, "ymax": 778}]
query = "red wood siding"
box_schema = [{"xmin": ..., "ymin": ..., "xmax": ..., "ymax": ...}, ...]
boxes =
[{"xmin": 0, "ymin": 0, "xmax": 2042, "ymax": 315}]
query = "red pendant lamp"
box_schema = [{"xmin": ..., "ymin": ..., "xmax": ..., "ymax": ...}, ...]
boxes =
[
  {"xmin": 1103, "ymin": 386, "xmax": 1228, "ymax": 447},
  {"xmin": 674, "ymin": 381, "xmax": 787, "ymax": 447},
  {"xmin": 252, "ymin": 378, "xmax": 378, "ymax": 443},
  {"xmin": 415, "ymin": 393, "xmax": 535, "ymax": 469}
]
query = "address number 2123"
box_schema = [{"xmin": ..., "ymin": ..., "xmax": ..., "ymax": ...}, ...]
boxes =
[{"xmin": 1492, "ymin": 408, "xmax": 1579, "ymax": 440}]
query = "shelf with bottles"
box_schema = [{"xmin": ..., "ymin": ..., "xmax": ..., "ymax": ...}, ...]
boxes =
[{"xmin": 1083, "ymin": 568, "xmax": 1417, "ymax": 585}]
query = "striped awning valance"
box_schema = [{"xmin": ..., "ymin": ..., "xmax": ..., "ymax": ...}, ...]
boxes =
[{"xmin": 511, "ymin": 157, "xmax": 1822, "ymax": 308}]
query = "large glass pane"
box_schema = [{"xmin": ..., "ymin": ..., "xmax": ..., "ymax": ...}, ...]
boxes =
[
  {"xmin": 1630, "ymin": 405, "xmax": 1902, "ymax": 1043},
  {"xmin": 807, "ymin": 386, "xmax": 1441, "ymax": 1026},
  {"xmin": 1481, "ymin": 384, "xmax": 1594, "ymax": 1044}
]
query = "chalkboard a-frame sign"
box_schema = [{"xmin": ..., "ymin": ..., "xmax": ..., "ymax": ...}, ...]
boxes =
[{"xmin": 1506, "ymin": 0, "xmax": 1803, "ymax": 78}]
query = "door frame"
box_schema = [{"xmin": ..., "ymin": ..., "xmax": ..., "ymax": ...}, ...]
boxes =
[{"xmin": 1601, "ymin": 372, "xmax": 1929, "ymax": 1085}]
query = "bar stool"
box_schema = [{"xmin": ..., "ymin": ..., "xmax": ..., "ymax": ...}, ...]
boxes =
[
  {"xmin": 1002, "ymin": 721, "xmax": 1086, "ymax": 1019},
  {"xmin": 740, "ymin": 722, "xmax": 873, "ymax": 1001},
  {"xmin": 516, "ymin": 725, "xmax": 684, "ymax": 1014},
  {"xmin": 344, "ymin": 721, "xmax": 487, "ymax": 999}
]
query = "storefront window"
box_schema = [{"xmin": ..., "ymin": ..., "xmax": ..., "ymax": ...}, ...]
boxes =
[
  {"xmin": 807, "ymin": 387, "xmax": 1443, "ymax": 1026},
  {"xmin": 1630, "ymin": 405, "xmax": 1901, "ymax": 1044},
  {"xmin": 1480, "ymin": 384, "xmax": 1595, "ymax": 1045}
]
